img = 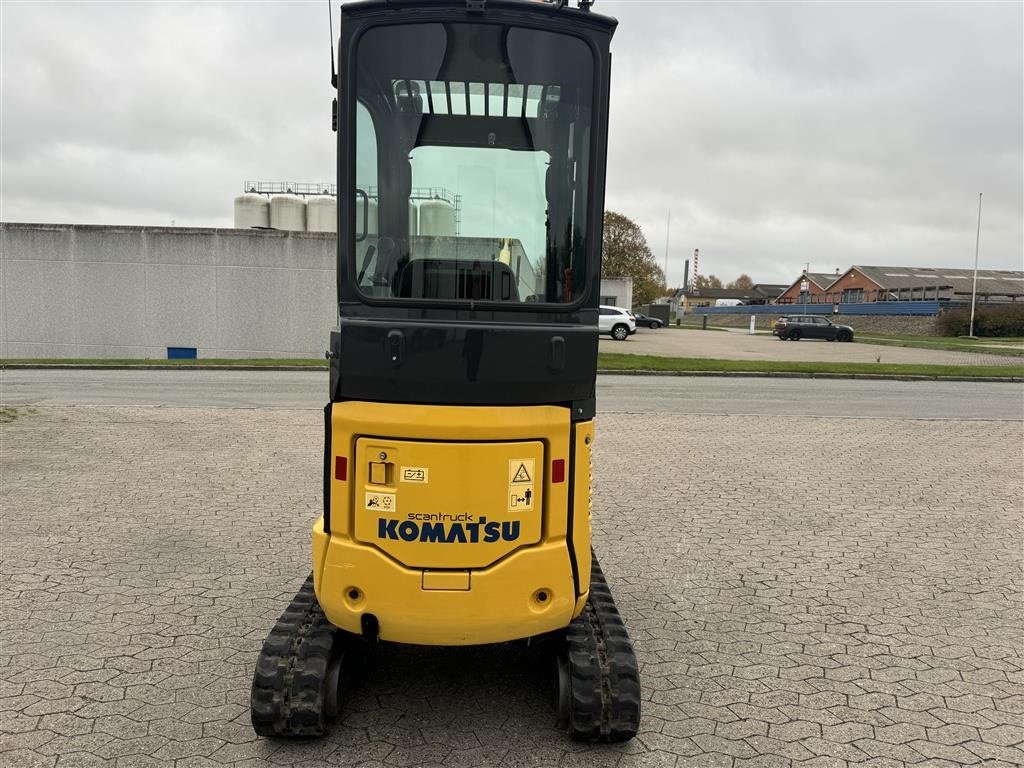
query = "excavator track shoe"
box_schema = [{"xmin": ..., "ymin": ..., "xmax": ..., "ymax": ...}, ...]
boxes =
[
  {"xmin": 251, "ymin": 574, "xmax": 354, "ymax": 738},
  {"xmin": 559, "ymin": 553, "xmax": 641, "ymax": 742}
]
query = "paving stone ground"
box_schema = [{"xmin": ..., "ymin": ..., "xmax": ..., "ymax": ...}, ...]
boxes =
[{"xmin": 1, "ymin": 406, "xmax": 1021, "ymax": 768}]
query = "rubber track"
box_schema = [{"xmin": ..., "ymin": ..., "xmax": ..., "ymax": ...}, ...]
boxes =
[
  {"xmin": 565, "ymin": 553, "xmax": 642, "ymax": 741},
  {"xmin": 251, "ymin": 574, "xmax": 339, "ymax": 737}
]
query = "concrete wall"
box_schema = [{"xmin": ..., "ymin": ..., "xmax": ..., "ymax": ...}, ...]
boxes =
[{"xmin": 1, "ymin": 223, "xmax": 335, "ymax": 359}]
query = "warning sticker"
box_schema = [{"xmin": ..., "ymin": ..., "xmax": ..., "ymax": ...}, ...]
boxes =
[
  {"xmin": 400, "ymin": 467, "xmax": 429, "ymax": 484},
  {"xmin": 508, "ymin": 459, "xmax": 535, "ymax": 512},
  {"xmin": 509, "ymin": 488, "xmax": 534, "ymax": 511},
  {"xmin": 365, "ymin": 491, "xmax": 396, "ymax": 513},
  {"xmin": 509, "ymin": 459, "xmax": 534, "ymax": 485}
]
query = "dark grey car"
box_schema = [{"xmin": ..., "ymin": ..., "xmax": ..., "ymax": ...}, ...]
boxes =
[
  {"xmin": 773, "ymin": 315, "xmax": 854, "ymax": 342},
  {"xmin": 633, "ymin": 313, "xmax": 663, "ymax": 329}
]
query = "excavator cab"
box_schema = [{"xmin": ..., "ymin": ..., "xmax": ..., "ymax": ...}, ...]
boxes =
[{"xmin": 251, "ymin": 0, "xmax": 639, "ymax": 743}]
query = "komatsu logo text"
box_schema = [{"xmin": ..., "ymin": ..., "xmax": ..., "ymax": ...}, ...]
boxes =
[{"xmin": 378, "ymin": 513, "xmax": 520, "ymax": 543}]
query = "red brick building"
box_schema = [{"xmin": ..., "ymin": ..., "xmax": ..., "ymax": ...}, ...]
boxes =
[
  {"xmin": 776, "ymin": 272, "xmax": 841, "ymax": 305},
  {"xmin": 776, "ymin": 266, "xmax": 1024, "ymax": 305}
]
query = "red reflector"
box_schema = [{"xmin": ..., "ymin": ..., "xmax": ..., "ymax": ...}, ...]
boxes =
[
  {"xmin": 335, "ymin": 457, "xmax": 347, "ymax": 481},
  {"xmin": 552, "ymin": 459, "xmax": 566, "ymax": 483}
]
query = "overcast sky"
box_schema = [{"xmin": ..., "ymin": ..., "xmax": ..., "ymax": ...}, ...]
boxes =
[{"xmin": 2, "ymin": 1, "xmax": 1021, "ymax": 285}]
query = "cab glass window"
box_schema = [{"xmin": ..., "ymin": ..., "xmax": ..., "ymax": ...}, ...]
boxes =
[{"xmin": 353, "ymin": 23, "xmax": 594, "ymax": 305}]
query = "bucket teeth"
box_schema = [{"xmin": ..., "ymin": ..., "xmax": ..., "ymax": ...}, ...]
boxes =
[
  {"xmin": 250, "ymin": 575, "xmax": 349, "ymax": 738},
  {"xmin": 560, "ymin": 553, "xmax": 642, "ymax": 742}
]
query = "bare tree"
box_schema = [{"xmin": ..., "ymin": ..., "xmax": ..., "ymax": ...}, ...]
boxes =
[
  {"xmin": 727, "ymin": 274, "xmax": 754, "ymax": 290},
  {"xmin": 693, "ymin": 274, "xmax": 723, "ymax": 289}
]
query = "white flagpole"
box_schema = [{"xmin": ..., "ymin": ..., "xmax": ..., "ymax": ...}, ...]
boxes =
[{"xmin": 969, "ymin": 193, "xmax": 982, "ymax": 337}]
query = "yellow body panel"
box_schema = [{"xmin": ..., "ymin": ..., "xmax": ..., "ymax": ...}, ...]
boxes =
[
  {"xmin": 313, "ymin": 401, "xmax": 592, "ymax": 645},
  {"xmin": 571, "ymin": 421, "xmax": 594, "ymax": 592}
]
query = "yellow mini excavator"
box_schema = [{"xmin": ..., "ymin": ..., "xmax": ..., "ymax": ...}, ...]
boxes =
[{"xmin": 251, "ymin": 0, "xmax": 640, "ymax": 741}]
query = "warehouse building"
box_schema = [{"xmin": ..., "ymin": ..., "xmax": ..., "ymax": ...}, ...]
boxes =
[{"xmin": 777, "ymin": 266, "xmax": 1024, "ymax": 305}]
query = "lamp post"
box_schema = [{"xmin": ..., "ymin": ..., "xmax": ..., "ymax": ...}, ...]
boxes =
[{"xmin": 969, "ymin": 193, "xmax": 982, "ymax": 337}]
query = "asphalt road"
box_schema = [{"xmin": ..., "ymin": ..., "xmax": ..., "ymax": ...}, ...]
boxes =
[
  {"xmin": 602, "ymin": 327, "xmax": 1023, "ymax": 367},
  {"xmin": 2, "ymin": 369, "xmax": 1021, "ymax": 420}
]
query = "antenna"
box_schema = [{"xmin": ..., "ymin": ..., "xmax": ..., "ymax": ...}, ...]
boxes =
[{"xmin": 328, "ymin": 1, "xmax": 337, "ymax": 88}]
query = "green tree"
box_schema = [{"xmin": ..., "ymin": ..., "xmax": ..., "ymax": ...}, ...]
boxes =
[
  {"xmin": 727, "ymin": 274, "xmax": 754, "ymax": 290},
  {"xmin": 693, "ymin": 274, "xmax": 723, "ymax": 289},
  {"xmin": 601, "ymin": 211, "xmax": 666, "ymax": 305}
]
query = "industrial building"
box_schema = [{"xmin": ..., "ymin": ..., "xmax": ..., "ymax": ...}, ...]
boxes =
[
  {"xmin": 599, "ymin": 277, "xmax": 633, "ymax": 309},
  {"xmin": 777, "ymin": 266, "xmax": 1024, "ymax": 305},
  {"xmin": 2, "ymin": 219, "xmax": 633, "ymax": 359},
  {"xmin": 1, "ymin": 222, "xmax": 335, "ymax": 359}
]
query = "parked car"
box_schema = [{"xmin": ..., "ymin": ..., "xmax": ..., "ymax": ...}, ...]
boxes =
[
  {"xmin": 598, "ymin": 305, "xmax": 637, "ymax": 340},
  {"xmin": 633, "ymin": 313, "xmax": 663, "ymax": 329},
  {"xmin": 773, "ymin": 315, "xmax": 854, "ymax": 342}
]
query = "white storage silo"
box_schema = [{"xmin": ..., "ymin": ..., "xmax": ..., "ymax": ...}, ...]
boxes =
[
  {"xmin": 356, "ymin": 196, "xmax": 379, "ymax": 235},
  {"xmin": 409, "ymin": 201, "xmax": 419, "ymax": 236},
  {"xmin": 418, "ymin": 199, "xmax": 456, "ymax": 236},
  {"xmin": 270, "ymin": 194, "xmax": 307, "ymax": 231},
  {"xmin": 234, "ymin": 193, "xmax": 270, "ymax": 229},
  {"xmin": 307, "ymin": 196, "xmax": 337, "ymax": 232}
]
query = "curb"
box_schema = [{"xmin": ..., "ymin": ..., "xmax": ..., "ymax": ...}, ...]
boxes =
[
  {"xmin": 2, "ymin": 363, "xmax": 1021, "ymax": 383},
  {"xmin": 596, "ymin": 369, "xmax": 1024, "ymax": 383}
]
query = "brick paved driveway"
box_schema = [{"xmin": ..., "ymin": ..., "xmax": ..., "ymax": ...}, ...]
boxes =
[{"xmin": 2, "ymin": 407, "xmax": 1021, "ymax": 767}]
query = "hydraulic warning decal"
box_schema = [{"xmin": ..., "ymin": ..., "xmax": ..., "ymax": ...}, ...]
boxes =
[
  {"xmin": 365, "ymin": 491, "xmax": 396, "ymax": 513},
  {"xmin": 508, "ymin": 459, "xmax": 535, "ymax": 512}
]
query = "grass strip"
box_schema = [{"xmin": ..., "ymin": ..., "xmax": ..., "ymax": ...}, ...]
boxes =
[
  {"xmin": 854, "ymin": 334, "xmax": 1024, "ymax": 358},
  {"xmin": 596, "ymin": 353, "xmax": 1024, "ymax": 379}
]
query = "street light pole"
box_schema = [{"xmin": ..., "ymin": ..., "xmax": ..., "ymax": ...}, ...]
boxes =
[{"xmin": 969, "ymin": 193, "xmax": 983, "ymax": 337}]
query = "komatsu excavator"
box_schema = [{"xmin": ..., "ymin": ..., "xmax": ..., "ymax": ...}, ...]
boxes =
[{"xmin": 251, "ymin": 0, "xmax": 640, "ymax": 742}]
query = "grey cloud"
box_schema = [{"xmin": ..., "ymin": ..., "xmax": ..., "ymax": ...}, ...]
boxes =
[
  {"xmin": 602, "ymin": 1, "xmax": 1022, "ymax": 282},
  {"xmin": 1, "ymin": 0, "xmax": 1020, "ymax": 285}
]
